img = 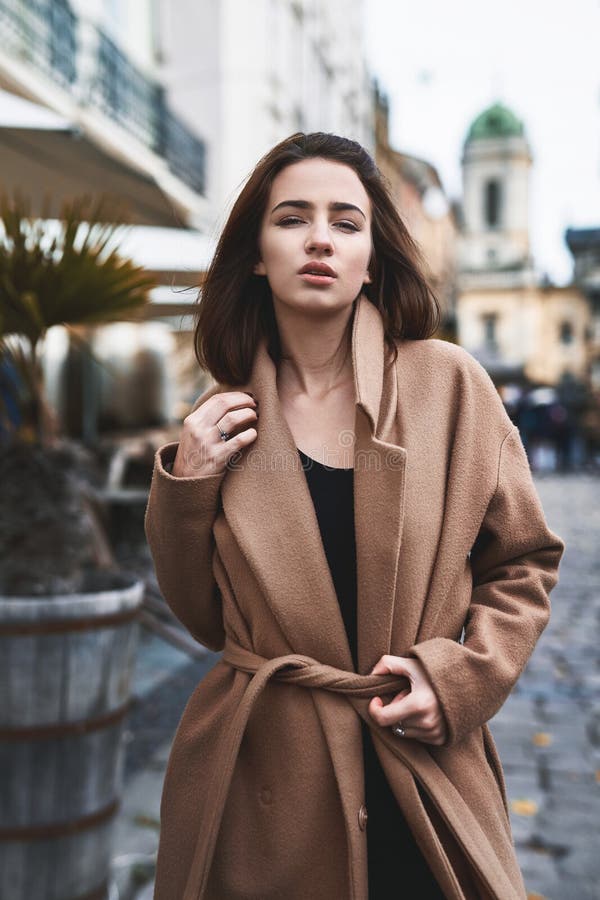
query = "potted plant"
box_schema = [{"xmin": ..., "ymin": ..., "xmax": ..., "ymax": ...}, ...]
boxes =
[{"xmin": 0, "ymin": 194, "xmax": 156, "ymax": 900}]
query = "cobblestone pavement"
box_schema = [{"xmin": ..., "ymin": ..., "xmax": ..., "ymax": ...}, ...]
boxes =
[
  {"xmin": 489, "ymin": 473, "xmax": 600, "ymax": 900},
  {"xmin": 111, "ymin": 644, "xmax": 218, "ymax": 900},
  {"xmin": 112, "ymin": 473, "xmax": 599, "ymax": 900}
]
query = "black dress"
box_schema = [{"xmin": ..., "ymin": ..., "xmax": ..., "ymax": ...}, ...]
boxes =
[{"xmin": 297, "ymin": 448, "xmax": 445, "ymax": 900}]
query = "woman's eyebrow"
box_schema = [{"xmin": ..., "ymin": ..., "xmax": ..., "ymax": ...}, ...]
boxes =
[{"xmin": 271, "ymin": 200, "xmax": 366, "ymax": 220}]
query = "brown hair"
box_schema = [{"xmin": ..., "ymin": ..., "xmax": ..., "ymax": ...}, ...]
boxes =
[{"xmin": 195, "ymin": 131, "xmax": 441, "ymax": 385}]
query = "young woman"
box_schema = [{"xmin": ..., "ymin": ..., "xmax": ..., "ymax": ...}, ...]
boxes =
[{"xmin": 145, "ymin": 132, "xmax": 564, "ymax": 900}]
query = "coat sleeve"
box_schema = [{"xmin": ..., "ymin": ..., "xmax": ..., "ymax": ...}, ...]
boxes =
[
  {"xmin": 143, "ymin": 386, "xmax": 227, "ymax": 652},
  {"xmin": 408, "ymin": 424, "xmax": 565, "ymax": 747}
]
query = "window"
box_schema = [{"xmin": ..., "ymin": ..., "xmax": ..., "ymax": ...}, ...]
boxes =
[
  {"xmin": 559, "ymin": 321, "xmax": 574, "ymax": 345},
  {"xmin": 482, "ymin": 313, "xmax": 498, "ymax": 349},
  {"xmin": 484, "ymin": 179, "xmax": 502, "ymax": 229}
]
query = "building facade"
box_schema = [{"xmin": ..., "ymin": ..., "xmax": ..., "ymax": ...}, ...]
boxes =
[
  {"xmin": 374, "ymin": 84, "xmax": 458, "ymax": 339},
  {"xmin": 1, "ymin": 0, "xmax": 376, "ymax": 436},
  {"xmin": 566, "ymin": 228, "xmax": 600, "ymax": 391},
  {"xmin": 456, "ymin": 102, "xmax": 591, "ymax": 390},
  {"xmin": 157, "ymin": 0, "xmax": 374, "ymax": 216},
  {"xmin": 0, "ymin": 0, "xmax": 210, "ymax": 226}
]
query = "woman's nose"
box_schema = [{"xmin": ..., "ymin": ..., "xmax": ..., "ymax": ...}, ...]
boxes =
[{"xmin": 305, "ymin": 221, "xmax": 333, "ymax": 253}]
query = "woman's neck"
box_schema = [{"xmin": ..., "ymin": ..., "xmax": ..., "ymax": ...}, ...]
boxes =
[{"xmin": 275, "ymin": 305, "xmax": 354, "ymax": 401}]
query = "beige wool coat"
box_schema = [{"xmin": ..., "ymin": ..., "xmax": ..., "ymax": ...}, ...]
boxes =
[{"xmin": 145, "ymin": 293, "xmax": 565, "ymax": 900}]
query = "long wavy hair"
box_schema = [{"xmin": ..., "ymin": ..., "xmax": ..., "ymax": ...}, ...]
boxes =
[{"xmin": 195, "ymin": 131, "xmax": 441, "ymax": 385}]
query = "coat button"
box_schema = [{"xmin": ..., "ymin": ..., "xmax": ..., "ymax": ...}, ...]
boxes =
[{"xmin": 358, "ymin": 804, "xmax": 368, "ymax": 831}]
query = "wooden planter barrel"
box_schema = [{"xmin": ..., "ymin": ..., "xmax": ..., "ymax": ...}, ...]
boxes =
[{"xmin": 0, "ymin": 572, "xmax": 144, "ymax": 900}]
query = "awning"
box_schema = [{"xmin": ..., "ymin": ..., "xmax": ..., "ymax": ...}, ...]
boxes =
[{"xmin": 0, "ymin": 89, "xmax": 185, "ymax": 227}]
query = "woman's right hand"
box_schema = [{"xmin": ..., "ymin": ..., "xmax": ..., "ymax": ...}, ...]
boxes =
[{"xmin": 171, "ymin": 391, "xmax": 259, "ymax": 477}]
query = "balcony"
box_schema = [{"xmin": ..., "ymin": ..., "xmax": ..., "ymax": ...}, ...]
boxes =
[{"xmin": 0, "ymin": 0, "xmax": 205, "ymax": 196}]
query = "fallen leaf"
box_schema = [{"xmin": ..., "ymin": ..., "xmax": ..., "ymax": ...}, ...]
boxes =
[
  {"xmin": 510, "ymin": 798, "xmax": 538, "ymax": 816},
  {"xmin": 133, "ymin": 813, "xmax": 160, "ymax": 831},
  {"xmin": 527, "ymin": 893, "xmax": 547, "ymax": 900},
  {"xmin": 532, "ymin": 732, "xmax": 553, "ymax": 747}
]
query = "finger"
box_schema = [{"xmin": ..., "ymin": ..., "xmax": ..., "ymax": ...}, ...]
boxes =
[
  {"xmin": 221, "ymin": 425, "xmax": 258, "ymax": 454},
  {"xmin": 391, "ymin": 723, "xmax": 447, "ymax": 746},
  {"xmin": 370, "ymin": 655, "xmax": 417, "ymax": 682},
  {"xmin": 388, "ymin": 702, "xmax": 446, "ymax": 741},
  {"xmin": 368, "ymin": 691, "xmax": 426, "ymax": 728},
  {"xmin": 216, "ymin": 406, "xmax": 259, "ymax": 439},
  {"xmin": 368, "ymin": 689, "xmax": 413, "ymax": 725},
  {"xmin": 195, "ymin": 391, "xmax": 258, "ymax": 425},
  {"xmin": 224, "ymin": 390, "xmax": 259, "ymax": 409},
  {"xmin": 370, "ymin": 655, "xmax": 398, "ymax": 675},
  {"xmin": 202, "ymin": 427, "xmax": 257, "ymax": 470},
  {"xmin": 213, "ymin": 392, "xmax": 258, "ymax": 424},
  {"xmin": 367, "ymin": 684, "xmax": 411, "ymax": 711},
  {"xmin": 184, "ymin": 419, "xmax": 258, "ymax": 472}
]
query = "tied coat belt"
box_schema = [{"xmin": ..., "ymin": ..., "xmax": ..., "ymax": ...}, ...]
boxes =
[{"xmin": 182, "ymin": 636, "xmax": 518, "ymax": 900}]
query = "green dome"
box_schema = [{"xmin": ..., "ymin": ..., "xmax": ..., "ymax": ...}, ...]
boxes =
[{"xmin": 466, "ymin": 103, "xmax": 525, "ymax": 142}]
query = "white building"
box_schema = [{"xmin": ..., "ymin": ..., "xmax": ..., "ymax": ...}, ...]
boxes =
[
  {"xmin": 157, "ymin": 0, "xmax": 374, "ymax": 215},
  {"xmin": 0, "ymin": 0, "xmax": 211, "ymax": 228},
  {"xmin": 1, "ymin": 0, "xmax": 375, "ymax": 434},
  {"xmin": 1, "ymin": 0, "xmax": 373, "ymax": 244}
]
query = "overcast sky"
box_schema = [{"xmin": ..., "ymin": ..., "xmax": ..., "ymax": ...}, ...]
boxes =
[{"xmin": 364, "ymin": 0, "xmax": 600, "ymax": 285}]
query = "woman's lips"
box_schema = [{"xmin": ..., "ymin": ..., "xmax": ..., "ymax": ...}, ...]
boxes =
[{"xmin": 299, "ymin": 273, "xmax": 337, "ymax": 285}]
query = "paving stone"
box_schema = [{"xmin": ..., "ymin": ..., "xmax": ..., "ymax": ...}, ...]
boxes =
[
  {"xmin": 491, "ymin": 475, "xmax": 600, "ymax": 897},
  {"xmin": 519, "ymin": 848, "xmax": 560, "ymax": 899}
]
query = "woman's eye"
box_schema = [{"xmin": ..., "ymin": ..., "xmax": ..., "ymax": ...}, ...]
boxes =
[{"xmin": 277, "ymin": 217, "xmax": 359, "ymax": 232}]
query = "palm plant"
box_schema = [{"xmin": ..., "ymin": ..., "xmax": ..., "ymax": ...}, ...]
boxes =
[
  {"xmin": 0, "ymin": 193, "xmax": 156, "ymax": 445},
  {"xmin": 0, "ymin": 193, "xmax": 157, "ymax": 595}
]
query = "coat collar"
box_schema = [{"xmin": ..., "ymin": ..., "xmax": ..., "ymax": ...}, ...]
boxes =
[{"xmin": 221, "ymin": 293, "xmax": 408, "ymax": 674}]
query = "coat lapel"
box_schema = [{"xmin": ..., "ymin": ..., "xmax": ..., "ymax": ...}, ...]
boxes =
[
  {"xmin": 221, "ymin": 294, "xmax": 408, "ymax": 674},
  {"xmin": 351, "ymin": 299, "xmax": 408, "ymax": 674}
]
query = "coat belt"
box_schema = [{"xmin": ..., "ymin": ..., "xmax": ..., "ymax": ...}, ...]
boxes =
[{"xmin": 182, "ymin": 636, "xmax": 512, "ymax": 900}]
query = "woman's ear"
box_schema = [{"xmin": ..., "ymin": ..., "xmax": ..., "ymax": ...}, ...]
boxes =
[
  {"xmin": 363, "ymin": 269, "xmax": 372, "ymax": 285},
  {"xmin": 254, "ymin": 260, "xmax": 266, "ymax": 275}
]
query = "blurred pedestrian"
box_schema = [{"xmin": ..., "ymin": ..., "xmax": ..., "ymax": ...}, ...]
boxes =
[
  {"xmin": 0, "ymin": 352, "xmax": 23, "ymax": 441},
  {"xmin": 145, "ymin": 132, "xmax": 564, "ymax": 899}
]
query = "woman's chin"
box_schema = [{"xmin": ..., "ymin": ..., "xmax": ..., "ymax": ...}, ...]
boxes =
[{"xmin": 272, "ymin": 288, "xmax": 358, "ymax": 316}]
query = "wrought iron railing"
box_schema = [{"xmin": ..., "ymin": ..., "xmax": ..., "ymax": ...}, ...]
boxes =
[
  {"xmin": 94, "ymin": 30, "xmax": 160, "ymax": 151},
  {"xmin": 160, "ymin": 104, "xmax": 206, "ymax": 196},
  {"xmin": 0, "ymin": 0, "xmax": 76, "ymax": 87},
  {"xmin": 0, "ymin": 0, "xmax": 206, "ymax": 196}
]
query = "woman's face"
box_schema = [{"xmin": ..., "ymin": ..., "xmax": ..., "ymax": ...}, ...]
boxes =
[{"xmin": 254, "ymin": 157, "xmax": 372, "ymax": 315}]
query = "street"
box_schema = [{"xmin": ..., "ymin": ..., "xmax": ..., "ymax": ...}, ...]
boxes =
[
  {"xmin": 490, "ymin": 473, "xmax": 600, "ymax": 899},
  {"xmin": 113, "ymin": 473, "xmax": 600, "ymax": 900}
]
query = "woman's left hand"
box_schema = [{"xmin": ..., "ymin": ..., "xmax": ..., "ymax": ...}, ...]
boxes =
[{"xmin": 368, "ymin": 655, "xmax": 448, "ymax": 746}]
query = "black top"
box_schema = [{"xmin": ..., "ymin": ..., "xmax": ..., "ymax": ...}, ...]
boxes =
[
  {"xmin": 297, "ymin": 448, "xmax": 358, "ymax": 668},
  {"xmin": 297, "ymin": 448, "xmax": 445, "ymax": 898}
]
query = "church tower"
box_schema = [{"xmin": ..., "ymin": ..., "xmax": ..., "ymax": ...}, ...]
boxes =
[
  {"xmin": 460, "ymin": 102, "xmax": 533, "ymax": 283},
  {"xmin": 456, "ymin": 102, "xmax": 590, "ymax": 391}
]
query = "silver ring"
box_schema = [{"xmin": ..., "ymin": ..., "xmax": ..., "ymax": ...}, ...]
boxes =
[
  {"xmin": 392, "ymin": 723, "xmax": 405, "ymax": 738},
  {"xmin": 217, "ymin": 426, "xmax": 230, "ymax": 442}
]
